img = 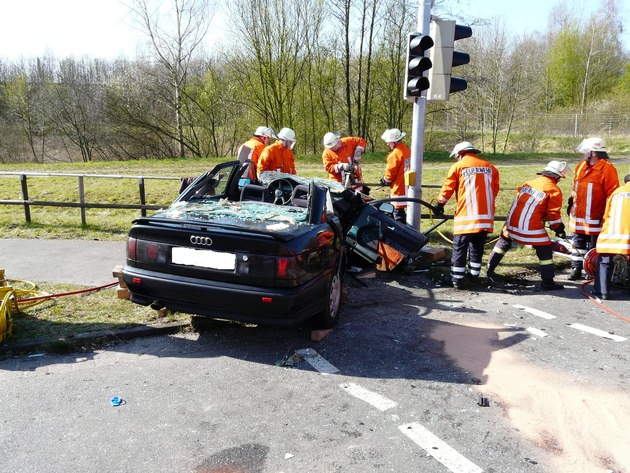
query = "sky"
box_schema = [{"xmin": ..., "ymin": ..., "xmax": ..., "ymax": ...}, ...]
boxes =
[{"xmin": 0, "ymin": 0, "xmax": 628, "ymax": 60}]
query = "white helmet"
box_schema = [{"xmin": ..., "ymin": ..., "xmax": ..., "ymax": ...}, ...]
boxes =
[
  {"xmin": 323, "ymin": 132, "xmax": 340, "ymax": 148},
  {"xmin": 254, "ymin": 126, "xmax": 276, "ymax": 138},
  {"xmin": 450, "ymin": 141, "xmax": 481, "ymax": 158},
  {"xmin": 381, "ymin": 128, "xmax": 406, "ymax": 143},
  {"xmin": 576, "ymin": 137, "xmax": 606, "ymax": 153},
  {"xmin": 539, "ymin": 160, "xmax": 569, "ymax": 179},
  {"xmin": 277, "ymin": 127, "xmax": 296, "ymax": 142}
]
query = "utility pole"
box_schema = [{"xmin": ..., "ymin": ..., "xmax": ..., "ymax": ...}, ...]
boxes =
[{"xmin": 407, "ymin": 0, "xmax": 433, "ymax": 230}]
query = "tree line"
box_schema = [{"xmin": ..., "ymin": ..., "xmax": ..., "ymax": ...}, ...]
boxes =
[{"xmin": 0, "ymin": 0, "xmax": 628, "ymax": 164}]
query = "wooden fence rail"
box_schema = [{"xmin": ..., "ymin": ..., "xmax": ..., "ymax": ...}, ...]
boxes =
[
  {"xmin": 0, "ymin": 172, "xmax": 180, "ymax": 225},
  {"xmin": 0, "ymin": 171, "xmax": 511, "ymax": 226}
]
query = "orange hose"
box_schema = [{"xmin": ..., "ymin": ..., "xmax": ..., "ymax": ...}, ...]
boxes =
[{"xmin": 580, "ymin": 279, "xmax": 630, "ymax": 324}]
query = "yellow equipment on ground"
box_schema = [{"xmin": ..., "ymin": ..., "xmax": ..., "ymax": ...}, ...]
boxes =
[{"xmin": 0, "ymin": 269, "xmax": 15, "ymax": 343}]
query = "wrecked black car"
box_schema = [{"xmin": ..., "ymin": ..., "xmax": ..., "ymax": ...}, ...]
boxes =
[{"xmin": 121, "ymin": 161, "xmax": 431, "ymax": 328}]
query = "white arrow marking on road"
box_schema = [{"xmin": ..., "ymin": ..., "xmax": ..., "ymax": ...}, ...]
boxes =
[
  {"xmin": 568, "ymin": 323, "xmax": 627, "ymax": 342},
  {"xmin": 512, "ymin": 304, "xmax": 556, "ymax": 319},
  {"xmin": 339, "ymin": 382, "xmax": 397, "ymax": 411},
  {"xmin": 526, "ymin": 327, "xmax": 548, "ymax": 338},
  {"xmin": 399, "ymin": 423, "xmax": 483, "ymax": 473}
]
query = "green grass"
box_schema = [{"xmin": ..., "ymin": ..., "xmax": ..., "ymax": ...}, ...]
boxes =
[
  {"xmin": 4, "ymin": 281, "xmax": 190, "ymax": 345},
  {"xmin": 2, "ymin": 152, "xmax": 627, "ymax": 346}
]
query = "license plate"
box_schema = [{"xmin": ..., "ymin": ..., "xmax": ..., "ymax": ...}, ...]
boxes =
[{"xmin": 172, "ymin": 247, "xmax": 236, "ymax": 270}]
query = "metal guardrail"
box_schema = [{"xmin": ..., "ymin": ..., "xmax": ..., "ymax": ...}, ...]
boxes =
[{"xmin": 0, "ymin": 172, "xmax": 180, "ymax": 225}]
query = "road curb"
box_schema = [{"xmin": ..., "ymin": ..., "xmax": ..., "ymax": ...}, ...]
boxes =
[{"xmin": 0, "ymin": 321, "xmax": 191, "ymax": 356}]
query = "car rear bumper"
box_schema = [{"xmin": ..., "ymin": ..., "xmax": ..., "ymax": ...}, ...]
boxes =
[{"xmin": 121, "ymin": 266, "xmax": 332, "ymax": 326}]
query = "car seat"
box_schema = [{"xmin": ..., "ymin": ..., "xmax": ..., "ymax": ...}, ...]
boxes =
[
  {"xmin": 291, "ymin": 184, "xmax": 309, "ymax": 208},
  {"xmin": 240, "ymin": 184, "xmax": 272, "ymax": 202}
]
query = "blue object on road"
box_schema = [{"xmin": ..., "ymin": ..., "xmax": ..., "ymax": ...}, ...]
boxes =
[{"xmin": 111, "ymin": 396, "xmax": 123, "ymax": 406}]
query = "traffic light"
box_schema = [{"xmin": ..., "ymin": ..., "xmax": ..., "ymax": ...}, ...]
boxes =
[
  {"xmin": 427, "ymin": 19, "xmax": 472, "ymax": 101},
  {"xmin": 403, "ymin": 32, "xmax": 434, "ymax": 101}
]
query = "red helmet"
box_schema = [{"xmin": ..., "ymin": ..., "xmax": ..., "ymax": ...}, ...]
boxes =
[{"xmin": 583, "ymin": 248, "xmax": 599, "ymax": 277}]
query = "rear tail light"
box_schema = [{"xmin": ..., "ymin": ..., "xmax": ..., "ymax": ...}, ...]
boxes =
[
  {"xmin": 127, "ymin": 237, "xmax": 137, "ymax": 260},
  {"xmin": 275, "ymin": 254, "xmax": 307, "ymax": 280},
  {"xmin": 129, "ymin": 238, "xmax": 168, "ymax": 263}
]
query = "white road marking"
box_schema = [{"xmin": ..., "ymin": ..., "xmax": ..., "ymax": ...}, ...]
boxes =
[
  {"xmin": 339, "ymin": 382, "xmax": 397, "ymax": 411},
  {"xmin": 526, "ymin": 327, "xmax": 548, "ymax": 338},
  {"xmin": 399, "ymin": 422, "xmax": 483, "ymax": 473},
  {"xmin": 512, "ymin": 304, "xmax": 556, "ymax": 319},
  {"xmin": 295, "ymin": 348, "xmax": 339, "ymax": 374},
  {"xmin": 568, "ymin": 323, "xmax": 627, "ymax": 342}
]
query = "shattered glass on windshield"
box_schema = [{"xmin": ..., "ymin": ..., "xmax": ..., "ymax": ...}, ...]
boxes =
[{"xmin": 157, "ymin": 199, "xmax": 310, "ymax": 233}]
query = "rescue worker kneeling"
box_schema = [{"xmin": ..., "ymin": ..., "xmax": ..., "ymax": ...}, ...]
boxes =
[{"xmin": 486, "ymin": 161, "xmax": 569, "ymax": 291}]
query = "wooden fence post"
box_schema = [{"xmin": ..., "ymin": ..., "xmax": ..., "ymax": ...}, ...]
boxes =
[
  {"xmin": 138, "ymin": 178, "xmax": 147, "ymax": 217},
  {"xmin": 78, "ymin": 175, "xmax": 86, "ymax": 226},
  {"xmin": 19, "ymin": 174, "xmax": 31, "ymax": 223}
]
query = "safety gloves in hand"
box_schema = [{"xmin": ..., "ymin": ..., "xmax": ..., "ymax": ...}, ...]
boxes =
[
  {"xmin": 554, "ymin": 222, "xmax": 567, "ymax": 239},
  {"xmin": 434, "ymin": 202, "xmax": 446, "ymax": 215}
]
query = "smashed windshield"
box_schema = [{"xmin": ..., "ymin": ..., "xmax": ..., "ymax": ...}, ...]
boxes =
[{"xmin": 157, "ymin": 199, "xmax": 311, "ymax": 233}]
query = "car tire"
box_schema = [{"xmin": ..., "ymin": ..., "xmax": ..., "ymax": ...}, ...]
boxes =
[{"xmin": 314, "ymin": 254, "xmax": 344, "ymax": 329}]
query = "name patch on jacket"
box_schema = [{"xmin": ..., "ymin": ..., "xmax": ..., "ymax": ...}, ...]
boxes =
[
  {"xmin": 520, "ymin": 186, "xmax": 545, "ymax": 201},
  {"xmin": 462, "ymin": 167, "xmax": 493, "ymax": 176}
]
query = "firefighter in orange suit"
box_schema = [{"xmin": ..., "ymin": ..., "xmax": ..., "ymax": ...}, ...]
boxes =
[
  {"xmin": 567, "ymin": 137, "xmax": 619, "ymax": 280},
  {"xmin": 237, "ymin": 126, "xmax": 275, "ymax": 182},
  {"xmin": 435, "ymin": 142, "xmax": 500, "ymax": 288},
  {"xmin": 379, "ymin": 128, "xmax": 410, "ymax": 223},
  {"xmin": 592, "ymin": 174, "xmax": 630, "ymax": 299},
  {"xmin": 257, "ymin": 127, "xmax": 297, "ymax": 175},
  {"xmin": 322, "ymin": 132, "xmax": 366, "ymax": 191},
  {"xmin": 486, "ymin": 161, "xmax": 569, "ymax": 291}
]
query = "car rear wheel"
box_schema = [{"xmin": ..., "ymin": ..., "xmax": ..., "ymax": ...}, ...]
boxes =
[{"xmin": 314, "ymin": 255, "xmax": 344, "ymax": 329}]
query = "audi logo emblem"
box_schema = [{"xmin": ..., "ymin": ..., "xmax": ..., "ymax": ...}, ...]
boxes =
[{"xmin": 190, "ymin": 235, "xmax": 213, "ymax": 246}]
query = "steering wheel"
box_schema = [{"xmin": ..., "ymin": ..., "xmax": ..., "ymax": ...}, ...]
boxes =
[{"xmin": 267, "ymin": 179, "xmax": 294, "ymax": 205}]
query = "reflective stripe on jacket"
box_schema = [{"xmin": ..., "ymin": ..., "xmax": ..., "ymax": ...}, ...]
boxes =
[
  {"xmin": 568, "ymin": 159, "xmax": 619, "ymax": 235},
  {"xmin": 257, "ymin": 141, "xmax": 296, "ymax": 175},
  {"xmin": 322, "ymin": 136, "xmax": 366, "ymax": 182},
  {"xmin": 437, "ymin": 153, "xmax": 500, "ymax": 234},
  {"xmin": 596, "ymin": 181, "xmax": 630, "ymax": 255},
  {"xmin": 502, "ymin": 175, "xmax": 563, "ymax": 246},
  {"xmin": 384, "ymin": 143, "xmax": 410, "ymax": 208}
]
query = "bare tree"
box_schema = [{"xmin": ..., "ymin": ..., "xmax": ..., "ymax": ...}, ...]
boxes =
[
  {"xmin": 128, "ymin": 0, "xmax": 213, "ymax": 158},
  {"xmin": 225, "ymin": 0, "xmax": 316, "ymax": 135},
  {"xmin": 2, "ymin": 57, "xmax": 56, "ymax": 163},
  {"xmin": 51, "ymin": 57, "xmax": 111, "ymax": 162}
]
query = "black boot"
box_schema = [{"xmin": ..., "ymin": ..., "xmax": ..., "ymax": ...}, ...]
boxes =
[
  {"xmin": 486, "ymin": 251, "xmax": 504, "ymax": 281},
  {"xmin": 542, "ymin": 279, "xmax": 564, "ymax": 291},
  {"xmin": 568, "ymin": 266, "xmax": 583, "ymax": 281}
]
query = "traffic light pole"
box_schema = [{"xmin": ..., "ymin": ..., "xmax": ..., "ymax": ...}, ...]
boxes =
[{"xmin": 408, "ymin": 0, "xmax": 433, "ymax": 230}]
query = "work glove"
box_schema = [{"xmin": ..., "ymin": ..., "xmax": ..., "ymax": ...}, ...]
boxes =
[
  {"xmin": 554, "ymin": 222, "xmax": 566, "ymax": 239},
  {"xmin": 379, "ymin": 177, "xmax": 388, "ymax": 186},
  {"xmin": 566, "ymin": 196, "xmax": 573, "ymax": 216},
  {"xmin": 434, "ymin": 202, "xmax": 446, "ymax": 215},
  {"xmin": 340, "ymin": 163, "xmax": 352, "ymax": 172}
]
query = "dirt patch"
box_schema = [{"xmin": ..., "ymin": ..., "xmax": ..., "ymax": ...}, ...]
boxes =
[{"xmin": 431, "ymin": 321, "xmax": 629, "ymax": 472}]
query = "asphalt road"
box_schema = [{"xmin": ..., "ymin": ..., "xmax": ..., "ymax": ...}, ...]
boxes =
[
  {"xmin": 1, "ymin": 238, "xmax": 125, "ymax": 286},
  {"xmin": 1, "ymin": 255, "xmax": 629, "ymax": 472}
]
